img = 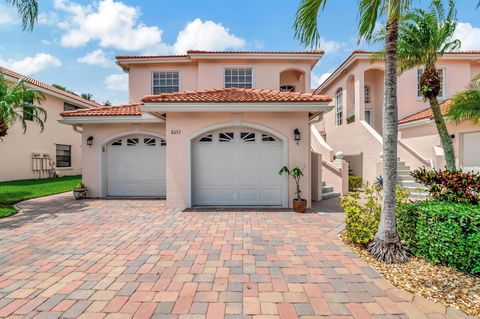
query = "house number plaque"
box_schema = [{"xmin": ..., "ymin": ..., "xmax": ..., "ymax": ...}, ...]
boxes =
[{"xmin": 171, "ymin": 129, "xmax": 181, "ymax": 135}]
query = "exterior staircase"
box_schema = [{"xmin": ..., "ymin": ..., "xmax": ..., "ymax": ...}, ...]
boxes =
[
  {"xmin": 321, "ymin": 181, "xmax": 341, "ymax": 200},
  {"xmin": 397, "ymin": 160, "xmax": 429, "ymax": 200}
]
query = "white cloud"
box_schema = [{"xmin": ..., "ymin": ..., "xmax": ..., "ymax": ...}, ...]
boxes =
[
  {"xmin": 38, "ymin": 12, "xmax": 59, "ymax": 25},
  {"xmin": 0, "ymin": 5, "xmax": 16, "ymax": 25},
  {"xmin": 319, "ymin": 38, "xmax": 347, "ymax": 54},
  {"xmin": 0, "ymin": 53, "xmax": 61, "ymax": 75},
  {"xmin": 54, "ymin": 0, "xmax": 163, "ymax": 51},
  {"xmin": 172, "ymin": 18, "xmax": 245, "ymax": 54},
  {"xmin": 78, "ymin": 49, "xmax": 111, "ymax": 67},
  {"xmin": 105, "ymin": 73, "xmax": 128, "ymax": 91},
  {"xmin": 453, "ymin": 22, "xmax": 480, "ymax": 51},
  {"xmin": 311, "ymin": 72, "xmax": 332, "ymax": 89}
]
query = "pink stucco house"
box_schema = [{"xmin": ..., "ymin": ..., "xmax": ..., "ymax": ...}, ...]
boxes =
[
  {"xmin": 0, "ymin": 66, "xmax": 98, "ymax": 182},
  {"xmin": 60, "ymin": 50, "xmax": 342, "ymax": 209},
  {"xmin": 315, "ymin": 50, "xmax": 480, "ymax": 192}
]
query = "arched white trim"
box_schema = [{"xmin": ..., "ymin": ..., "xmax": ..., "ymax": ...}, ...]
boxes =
[
  {"xmin": 97, "ymin": 130, "xmax": 166, "ymax": 197},
  {"xmin": 279, "ymin": 66, "xmax": 308, "ymax": 74},
  {"xmin": 187, "ymin": 121, "xmax": 289, "ymax": 208}
]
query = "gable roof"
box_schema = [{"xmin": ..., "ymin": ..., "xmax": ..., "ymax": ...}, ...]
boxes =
[
  {"xmin": 61, "ymin": 104, "xmax": 142, "ymax": 117},
  {"xmin": 399, "ymin": 100, "xmax": 452, "ymax": 125},
  {"xmin": 0, "ymin": 66, "xmax": 99, "ymax": 108},
  {"xmin": 141, "ymin": 88, "xmax": 331, "ymax": 104}
]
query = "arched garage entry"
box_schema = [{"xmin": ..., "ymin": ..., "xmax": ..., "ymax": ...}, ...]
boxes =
[
  {"xmin": 190, "ymin": 124, "xmax": 288, "ymax": 207},
  {"xmin": 104, "ymin": 133, "xmax": 166, "ymax": 197}
]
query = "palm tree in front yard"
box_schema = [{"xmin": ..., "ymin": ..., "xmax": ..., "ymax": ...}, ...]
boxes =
[
  {"xmin": 447, "ymin": 75, "xmax": 480, "ymax": 124},
  {"xmin": 0, "ymin": 72, "xmax": 46, "ymax": 138},
  {"xmin": 393, "ymin": 0, "xmax": 460, "ymax": 171},
  {"xmin": 3, "ymin": 0, "xmax": 39, "ymax": 31},
  {"xmin": 294, "ymin": 0, "xmax": 411, "ymax": 263}
]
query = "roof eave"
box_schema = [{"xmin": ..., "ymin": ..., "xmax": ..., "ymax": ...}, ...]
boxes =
[
  {"xmin": 59, "ymin": 115, "xmax": 164, "ymax": 125},
  {"xmin": 141, "ymin": 102, "xmax": 333, "ymax": 113}
]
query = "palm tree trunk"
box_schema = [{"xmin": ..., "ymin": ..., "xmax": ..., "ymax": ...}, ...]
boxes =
[
  {"xmin": 368, "ymin": 18, "xmax": 408, "ymax": 264},
  {"xmin": 429, "ymin": 96, "xmax": 456, "ymax": 170}
]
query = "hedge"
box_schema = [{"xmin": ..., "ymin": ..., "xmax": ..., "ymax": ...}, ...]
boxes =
[{"xmin": 398, "ymin": 200, "xmax": 480, "ymax": 275}]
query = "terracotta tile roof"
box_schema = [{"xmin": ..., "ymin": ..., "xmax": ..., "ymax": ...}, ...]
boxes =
[
  {"xmin": 0, "ymin": 66, "xmax": 100, "ymax": 108},
  {"xmin": 141, "ymin": 88, "xmax": 332, "ymax": 104},
  {"xmin": 61, "ymin": 104, "xmax": 142, "ymax": 117},
  {"xmin": 399, "ymin": 100, "xmax": 452, "ymax": 124},
  {"xmin": 116, "ymin": 50, "xmax": 324, "ymax": 60},
  {"xmin": 351, "ymin": 50, "xmax": 480, "ymax": 55}
]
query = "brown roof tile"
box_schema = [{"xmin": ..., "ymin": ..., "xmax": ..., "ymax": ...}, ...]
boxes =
[
  {"xmin": 0, "ymin": 66, "xmax": 100, "ymax": 108},
  {"xmin": 141, "ymin": 88, "xmax": 331, "ymax": 104},
  {"xmin": 399, "ymin": 100, "xmax": 452, "ymax": 124},
  {"xmin": 61, "ymin": 104, "xmax": 142, "ymax": 117}
]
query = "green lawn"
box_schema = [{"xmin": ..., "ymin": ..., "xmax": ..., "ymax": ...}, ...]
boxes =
[{"xmin": 0, "ymin": 175, "xmax": 81, "ymax": 218}]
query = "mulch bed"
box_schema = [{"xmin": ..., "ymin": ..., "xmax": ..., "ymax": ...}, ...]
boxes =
[{"xmin": 343, "ymin": 237, "xmax": 480, "ymax": 317}]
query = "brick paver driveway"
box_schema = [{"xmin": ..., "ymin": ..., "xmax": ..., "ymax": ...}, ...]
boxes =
[{"xmin": 0, "ymin": 194, "xmax": 467, "ymax": 319}]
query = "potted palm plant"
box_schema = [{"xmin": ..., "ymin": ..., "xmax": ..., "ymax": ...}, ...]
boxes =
[
  {"xmin": 73, "ymin": 182, "xmax": 88, "ymax": 200},
  {"xmin": 279, "ymin": 166, "xmax": 307, "ymax": 213}
]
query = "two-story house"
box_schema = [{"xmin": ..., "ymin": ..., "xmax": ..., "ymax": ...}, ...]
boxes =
[
  {"xmin": 314, "ymin": 50, "xmax": 480, "ymax": 189},
  {"xmin": 0, "ymin": 66, "xmax": 98, "ymax": 181},
  {"xmin": 60, "ymin": 50, "xmax": 335, "ymax": 209}
]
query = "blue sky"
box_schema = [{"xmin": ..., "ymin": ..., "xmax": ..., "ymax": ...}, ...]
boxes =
[{"xmin": 1, "ymin": 0, "xmax": 479, "ymax": 105}]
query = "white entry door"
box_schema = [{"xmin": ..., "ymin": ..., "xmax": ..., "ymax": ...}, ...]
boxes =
[
  {"xmin": 106, "ymin": 135, "xmax": 166, "ymax": 197},
  {"xmin": 192, "ymin": 127, "xmax": 284, "ymax": 206},
  {"xmin": 462, "ymin": 131, "xmax": 480, "ymax": 173}
]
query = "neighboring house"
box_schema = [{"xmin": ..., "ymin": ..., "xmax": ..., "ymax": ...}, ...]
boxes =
[
  {"xmin": 0, "ymin": 66, "xmax": 99, "ymax": 181},
  {"xmin": 60, "ymin": 50, "xmax": 337, "ymax": 209},
  {"xmin": 315, "ymin": 50, "xmax": 480, "ymax": 189}
]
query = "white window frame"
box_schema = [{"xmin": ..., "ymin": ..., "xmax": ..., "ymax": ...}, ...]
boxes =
[
  {"xmin": 151, "ymin": 70, "xmax": 181, "ymax": 94},
  {"xmin": 56, "ymin": 144, "xmax": 72, "ymax": 168},
  {"xmin": 335, "ymin": 88, "xmax": 344, "ymax": 126},
  {"xmin": 223, "ymin": 66, "xmax": 255, "ymax": 89},
  {"xmin": 417, "ymin": 67, "xmax": 446, "ymax": 99},
  {"xmin": 365, "ymin": 108, "xmax": 374, "ymax": 126}
]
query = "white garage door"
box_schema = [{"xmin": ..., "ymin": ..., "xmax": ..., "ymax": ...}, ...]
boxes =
[
  {"xmin": 106, "ymin": 135, "xmax": 166, "ymax": 197},
  {"xmin": 462, "ymin": 131, "xmax": 480, "ymax": 174},
  {"xmin": 192, "ymin": 127, "xmax": 284, "ymax": 206}
]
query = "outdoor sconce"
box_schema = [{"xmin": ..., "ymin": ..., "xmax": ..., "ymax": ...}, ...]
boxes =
[
  {"xmin": 450, "ymin": 134, "xmax": 455, "ymax": 139},
  {"xmin": 294, "ymin": 128, "xmax": 301, "ymax": 145},
  {"xmin": 86, "ymin": 136, "xmax": 94, "ymax": 146}
]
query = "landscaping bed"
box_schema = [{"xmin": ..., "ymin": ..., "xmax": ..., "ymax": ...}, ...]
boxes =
[{"xmin": 0, "ymin": 175, "xmax": 81, "ymax": 218}]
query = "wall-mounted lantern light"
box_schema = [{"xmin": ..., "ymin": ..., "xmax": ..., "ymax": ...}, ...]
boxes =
[
  {"xmin": 294, "ymin": 128, "xmax": 301, "ymax": 145},
  {"xmin": 86, "ymin": 136, "xmax": 94, "ymax": 146},
  {"xmin": 450, "ymin": 134, "xmax": 455, "ymax": 139}
]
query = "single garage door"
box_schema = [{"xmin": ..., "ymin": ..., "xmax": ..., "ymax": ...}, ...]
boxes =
[
  {"xmin": 106, "ymin": 135, "xmax": 166, "ymax": 197},
  {"xmin": 192, "ymin": 127, "xmax": 284, "ymax": 206},
  {"xmin": 462, "ymin": 131, "xmax": 480, "ymax": 173}
]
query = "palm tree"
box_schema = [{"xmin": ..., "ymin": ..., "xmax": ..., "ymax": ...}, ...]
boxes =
[
  {"xmin": 393, "ymin": 0, "xmax": 460, "ymax": 171},
  {"xmin": 447, "ymin": 75, "xmax": 480, "ymax": 123},
  {"xmin": 0, "ymin": 72, "xmax": 46, "ymax": 138},
  {"xmin": 294, "ymin": 0, "xmax": 411, "ymax": 263},
  {"xmin": 4, "ymin": 0, "xmax": 39, "ymax": 31}
]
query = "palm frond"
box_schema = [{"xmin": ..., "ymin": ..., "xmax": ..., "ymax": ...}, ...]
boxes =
[
  {"xmin": 293, "ymin": 0, "xmax": 328, "ymax": 48},
  {"xmin": 3, "ymin": 0, "xmax": 38, "ymax": 31}
]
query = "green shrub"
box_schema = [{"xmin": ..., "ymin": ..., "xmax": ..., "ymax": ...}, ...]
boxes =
[
  {"xmin": 348, "ymin": 175, "xmax": 363, "ymax": 192},
  {"xmin": 397, "ymin": 200, "xmax": 480, "ymax": 275},
  {"xmin": 410, "ymin": 168, "xmax": 480, "ymax": 204},
  {"xmin": 341, "ymin": 184, "xmax": 409, "ymax": 245}
]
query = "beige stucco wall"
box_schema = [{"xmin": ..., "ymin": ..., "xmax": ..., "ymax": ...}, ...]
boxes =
[
  {"xmin": 80, "ymin": 112, "xmax": 310, "ymax": 210},
  {"xmin": 0, "ymin": 93, "xmax": 82, "ymax": 181},
  {"xmin": 128, "ymin": 60, "xmax": 312, "ymax": 103}
]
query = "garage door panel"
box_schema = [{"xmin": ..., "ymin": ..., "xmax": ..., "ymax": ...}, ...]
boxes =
[
  {"xmin": 462, "ymin": 132, "xmax": 480, "ymax": 173},
  {"xmin": 106, "ymin": 135, "xmax": 166, "ymax": 197},
  {"xmin": 193, "ymin": 128, "xmax": 284, "ymax": 206}
]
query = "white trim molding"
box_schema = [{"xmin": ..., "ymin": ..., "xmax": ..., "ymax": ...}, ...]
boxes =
[{"xmin": 59, "ymin": 114, "xmax": 165, "ymax": 125}]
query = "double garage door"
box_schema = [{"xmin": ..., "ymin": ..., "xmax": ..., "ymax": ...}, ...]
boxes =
[
  {"xmin": 105, "ymin": 128, "xmax": 284, "ymax": 206},
  {"xmin": 462, "ymin": 131, "xmax": 480, "ymax": 174}
]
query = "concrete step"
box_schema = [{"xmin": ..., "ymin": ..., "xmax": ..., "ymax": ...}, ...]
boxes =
[
  {"xmin": 322, "ymin": 186, "xmax": 333, "ymax": 193},
  {"xmin": 399, "ymin": 180, "xmax": 425, "ymax": 188},
  {"xmin": 397, "ymin": 169, "xmax": 412, "ymax": 175},
  {"xmin": 407, "ymin": 191, "xmax": 429, "ymax": 200},
  {"xmin": 322, "ymin": 181, "xmax": 326, "ymax": 187},
  {"xmin": 322, "ymin": 191, "xmax": 341, "ymax": 200}
]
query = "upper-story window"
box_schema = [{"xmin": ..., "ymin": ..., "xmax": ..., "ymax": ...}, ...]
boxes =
[
  {"xmin": 152, "ymin": 71, "xmax": 180, "ymax": 94},
  {"xmin": 64, "ymin": 103, "xmax": 80, "ymax": 112},
  {"xmin": 335, "ymin": 88, "xmax": 343, "ymax": 126},
  {"xmin": 224, "ymin": 68, "xmax": 253, "ymax": 88},
  {"xmin": 417, "ymin": 68, "xmax": 445, "ymax": 98},
  {"xmin": 280, "ymin": 85, "xmax": 296, "ymax": 92},
  {"xmin": 364, "ymin": 86, "xmax": 371, "ymax": 104}
]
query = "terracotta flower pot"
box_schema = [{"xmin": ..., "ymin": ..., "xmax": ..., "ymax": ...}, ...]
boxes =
[{"xmin": 292, "ymin": 199, "xmax": 307, "ymax": 213}]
